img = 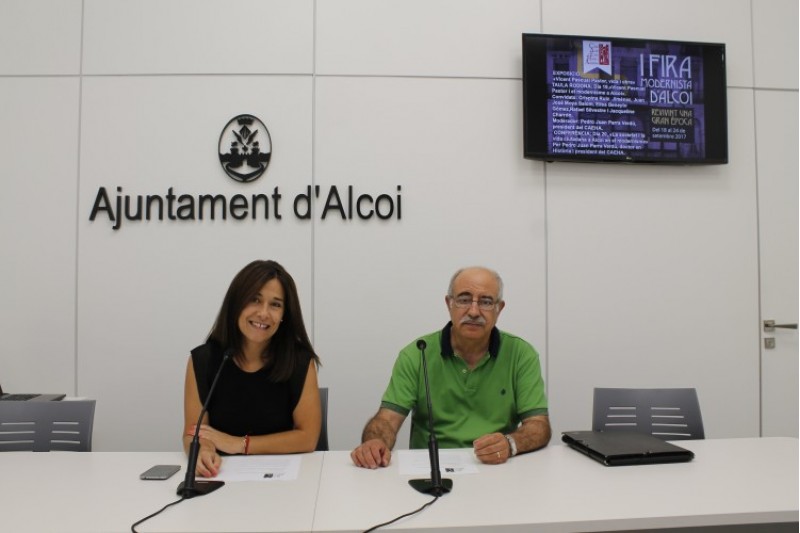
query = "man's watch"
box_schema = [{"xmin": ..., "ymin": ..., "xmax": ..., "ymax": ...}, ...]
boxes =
[{"xmin": 504, "ymin": 434, "xmax": 518, "ymax": 457}]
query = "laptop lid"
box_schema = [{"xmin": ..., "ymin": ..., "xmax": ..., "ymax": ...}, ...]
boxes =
[
  {"xmin": 562, "ymin": 430, "xmax": 694, "ymax": 466},
  {"xmin": 0, "ymin": 385, "xmax": 65, "ymax": 402}
]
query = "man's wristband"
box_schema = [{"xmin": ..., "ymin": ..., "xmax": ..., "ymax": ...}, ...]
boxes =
[{"xmin": 504, "ymin": 434, "xmax": 517, "ymax": 457}]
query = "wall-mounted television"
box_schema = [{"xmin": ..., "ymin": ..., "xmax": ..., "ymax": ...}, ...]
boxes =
[{"xmin": 522, "ymin": 33, "xmax": 728, "ymax": 164}]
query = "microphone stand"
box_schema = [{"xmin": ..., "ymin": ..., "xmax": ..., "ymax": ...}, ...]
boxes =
[
  {"xmin": 177, "ymin": 348, "xmax": 232, "ymax": 498},
  {"xmin": 409, "ymin": 340, "xmax": 453, "ymax": 496}
]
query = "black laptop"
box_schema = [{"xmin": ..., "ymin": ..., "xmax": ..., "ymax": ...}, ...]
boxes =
[
  {"xmin": 0, "ymin": 383, "xmax": 65, "ymax": 402},
  {"xmin": 562, "ymin": 430, "xmax": 694, "ymax": 466}
]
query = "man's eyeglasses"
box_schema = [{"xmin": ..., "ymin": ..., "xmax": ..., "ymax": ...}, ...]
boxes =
[{"xmin": 450, "ymin": 295, "xmax": 498, "ymax": 311}]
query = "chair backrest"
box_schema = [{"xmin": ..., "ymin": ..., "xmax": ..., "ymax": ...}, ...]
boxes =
[
  {"xmin": 592, "ymin": 388, "xmax": 705, "ymax": 440},
  {"xmin": 316, "ymin": 387, "xmax": 329, "ymax": 451},
  {"xmin": 0, "ymin": 400, "xmax": 96, "ymax": 452}
]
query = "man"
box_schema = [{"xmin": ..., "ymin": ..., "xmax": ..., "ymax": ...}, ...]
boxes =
[{"xmin": 351, "ymin": 266, "xmax": 550, "ymax": 468}]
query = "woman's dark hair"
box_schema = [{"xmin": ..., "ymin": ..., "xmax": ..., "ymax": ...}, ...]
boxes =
[{"xmin": 208, "ymin": 260, "xmax": 319, "ymax": 382}]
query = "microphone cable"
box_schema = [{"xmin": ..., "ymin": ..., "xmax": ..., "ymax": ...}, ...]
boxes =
[
  {"xmin": 131, "ymin": 488, "xmax": 439, "ymax": 532},
  {"xmin": 131, "ymin": 496, "xmax": 186, "ymax": 532},
  {"xmin": 362, "ymin": 495, "xmax": 439, "ymax": 532}
]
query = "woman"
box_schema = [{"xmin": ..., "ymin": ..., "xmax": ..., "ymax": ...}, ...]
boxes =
[{"xmin": 183, "ymin": 260, "xmax": 321, "ymax": 478}]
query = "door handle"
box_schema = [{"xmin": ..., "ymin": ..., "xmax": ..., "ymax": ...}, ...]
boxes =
[{"xmin": 764, "ymin": 320, "xmax": 798, "ymax": 332}]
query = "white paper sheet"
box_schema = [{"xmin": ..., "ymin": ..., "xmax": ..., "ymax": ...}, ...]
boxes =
[
  {"xmin": 213, "ymin": 455, "xmax": 302, "ymax": 482},
  {"xmin": 397, "ymin": 449, "xmax": 480, "ymax": 476}
]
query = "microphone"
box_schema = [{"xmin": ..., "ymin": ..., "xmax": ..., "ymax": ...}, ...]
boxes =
[
  {"xmin": 177, "ymin": 347, "xmax": 233, "ymax": 498},
  {"xmin": 408, "ymin": 339, "xmax": 453, "ymax": 496}
]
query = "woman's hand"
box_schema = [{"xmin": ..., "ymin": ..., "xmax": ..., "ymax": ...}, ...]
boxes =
[
  {"xmin": 191, "ymin": 424, "xmax": 245, "ymax": 455},
  {"xmin": 195, "ymin": 439, "xmax": 222, "ymax": 477}
]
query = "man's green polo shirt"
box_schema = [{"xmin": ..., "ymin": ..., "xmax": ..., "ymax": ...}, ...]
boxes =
[{"xmin": 381, "ymin": 322, "xmax": 548, "ymax": 449}]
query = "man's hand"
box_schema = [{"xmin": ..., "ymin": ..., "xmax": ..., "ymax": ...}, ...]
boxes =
[
  {"xmin": 473, "ymin": 416, "xmax": 552, "ymax": 464},
  {"xmin": 473, "ymin": 432, "xmax": 511, "ymax": 464},
  {"xmin": 351, "ymin": 408, "xmax": 406, "ymax": 468},
  {"xmin": 351, "ymin": 438, "xmax": 392, "ymax": 469}
]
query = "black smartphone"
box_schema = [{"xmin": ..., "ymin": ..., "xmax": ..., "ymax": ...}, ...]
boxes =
[{"xmin": 140, "ymin": 464, "xmax": 181, "ymax": 480}]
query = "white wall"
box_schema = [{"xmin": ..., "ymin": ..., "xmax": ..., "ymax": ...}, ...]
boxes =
[{"xmin": 0, "ymin": 0, "xmax": 796, "ymax": 451}]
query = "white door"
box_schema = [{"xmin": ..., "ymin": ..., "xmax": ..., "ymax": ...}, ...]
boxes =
[{"xmin": 756, "ymin": 90, "xmax": 799, "ymax": 437}]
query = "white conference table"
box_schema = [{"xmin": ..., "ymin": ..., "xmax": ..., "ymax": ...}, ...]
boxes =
[
  {"xmin": 1, "ymin": 449, "xmax": 323, "ymax": 533},
  {"xmin": 0, "ymin": 437, "xmax": 796, "ymax": 532},
  {"xmin": 314, "ymin": 437, "xmax": 798, "ymax": 532}
]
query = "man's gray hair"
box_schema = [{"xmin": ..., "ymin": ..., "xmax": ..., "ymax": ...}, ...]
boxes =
[{"xmin": 447, "ymin": 266, "xmax": 504, "ymax": 301}]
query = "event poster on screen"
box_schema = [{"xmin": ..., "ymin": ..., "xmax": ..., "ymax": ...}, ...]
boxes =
[{"xmin": 545, "ymin": 38, "xmax": 709, "ymax": 160}]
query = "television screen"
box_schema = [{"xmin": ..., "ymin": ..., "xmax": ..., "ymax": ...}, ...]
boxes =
[{"xmin": 522, "ymin": 33, "xmax": 728, "ymax": 164}]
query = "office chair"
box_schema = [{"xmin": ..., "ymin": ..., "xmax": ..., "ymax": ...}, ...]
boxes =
[
  {"xmin": 316, "ymin": 387, "xmax": 329, "ymax": 451},
  {"xmin": 0, "ymin": 400, "xmax": 96, "ymax": 451},
  {"xmin": 592, "ymin": 388, "xmax": 705, "ymax": 440}
]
